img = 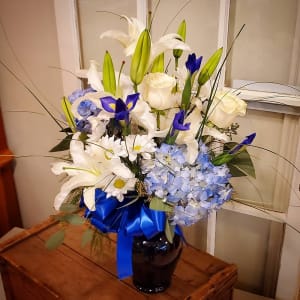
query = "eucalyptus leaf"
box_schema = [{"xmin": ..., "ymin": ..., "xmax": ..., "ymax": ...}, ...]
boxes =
[
  {"xmin": 165, "ymin": 220, "xmax": 175, "ymax": 244},
  {"xmin": 81, "ymin": 228, "xmax": 94, "ymax": 248},
  {"xmin": 49, "ymin": 134, "xmax": 73, "ymax": 152},
  {"xmin": 65, "ymin": 214, "xmax": 85, "ymax": 225},
  {"xmin": 149, "ymin": 197, "xmax": 174, "ymax": 213},
  {"xmin": 45, "ymin": 229, "xmax": 65, "ymax": 250},
  {"xmin": 55, "ymin": 214, "xmax": 85, "ymax": 225},
  {"xmin": 59, "ymin": 203, "xmax": 79, "ymax": 213}
]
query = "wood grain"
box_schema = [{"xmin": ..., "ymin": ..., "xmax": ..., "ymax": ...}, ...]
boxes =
[{"xmin": 0, "ymin": 217, "xmax": 237, "ymax": 299}]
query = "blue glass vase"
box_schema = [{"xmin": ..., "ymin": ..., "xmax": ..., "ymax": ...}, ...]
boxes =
[{"xmin": 132, "ymin": 232, "xmax": 182, "ymax": 293}]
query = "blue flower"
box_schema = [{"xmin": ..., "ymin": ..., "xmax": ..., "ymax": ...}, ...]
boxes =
[
  {"xmin": 185, "ymin": 53, "xmax": 203, "ymax": 75},
  {"xmin": 68, "ymin": 87, "xmax": 96, "ymax": 103},
  {"xmin": 101, "ymin": 93, "xmax": 139, "ymax": 124},
  {"xmin": 171, "ymin": 110, "xmax": 191, "ymax": 136},
  {"xmin": 77, "ymin": 100, "xmax": 100, "ymax": 118},
  {"xmin": 75, "ymin": 119, "xmax": 92, "ymax": 133},
  {"xmin": 229, "ymin": 133, "xmax": 256, "ymax": 154}
]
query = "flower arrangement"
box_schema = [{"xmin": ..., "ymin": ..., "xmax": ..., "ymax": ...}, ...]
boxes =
[{"xmin": 49, "ymin": 15, "xmax": 256, "ymax": 278}]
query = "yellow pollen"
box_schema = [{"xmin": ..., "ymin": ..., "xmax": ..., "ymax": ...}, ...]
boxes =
[
  {"xmin": 114, "ymin": 178, "xmax": 126, "ymax": 189},
  {"xmin": 133, "ymin": 145, "xmax": 142, "ymax": 151}
]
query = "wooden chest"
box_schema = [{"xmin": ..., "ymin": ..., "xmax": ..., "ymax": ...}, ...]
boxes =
[{"xmin": 0, "ymin": 217, "xmax": 237, "ymax": 299}]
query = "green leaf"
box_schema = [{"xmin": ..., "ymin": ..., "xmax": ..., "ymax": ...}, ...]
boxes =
[
  {"xmin": 61, "ymin": 97, "xmax": 76, "ymax": 132},
  {"xmin": 181, "ymin": 75, "xmax": 192, "ymax": 111},
  {"xmin": 55, "ymin": 214, "xmax": 85, "ymax": 225},
  {"xmin": 165, "ymin": 220, "xmax": 175, "ymax": 243},
  {"xmin": 59, "ymin": 203, "xmax": 79, "ymax": 213},
  {"xmin": 49, "ymin": 134, "xmax": 73, "ymax": 152},
  {"xmin": 81, "ymin": 228, "xmax": 94, "ymax": 248},
  {"xmin": 151, "ymin": 53, "xmax": 164, "ymax": 73},
  {"xmin": 65, "ymin": 214, "xmax": 85, "ymax": 225},
  {"xmin": 102, "ymin": 51, "xmax": 116, "ymax": 95},
  {"xmin": 198, "ymin": 47, "xmax": 223, "ymax": 86},
  {"xmin": 212, "ymin": 153, "xmax": 233, "ymax": 166},
  {"xmin": 225, "ymin": 143, "xmax": 256, "ymax": 178},
  {"xmin": 149, "ymin": 197, "xmax": 174, "ymax": 213},
  {"xmin": 173, "ymin": 20, "xmax": 186, "ymax": 59},
  {"xmin": 45, "ymin": 230, "xmax": 65, "ymax": 250}
]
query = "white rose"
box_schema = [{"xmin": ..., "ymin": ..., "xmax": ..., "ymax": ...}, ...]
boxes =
[
  {"xmin": 208, "ymin": 91, "xmax": 247, "ymax": 128},
  {"xmin": 140, "ymin": 73, "xmax": 176, "ymax": 110}
]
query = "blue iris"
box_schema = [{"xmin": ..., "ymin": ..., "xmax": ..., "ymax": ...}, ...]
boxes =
[
  {"xmin": 171, "ymin": 110, "xmax": 191, "ymax": 136},
  {"xmin": 100, "ymin": 93, "xmax": 139, "ymax": 124},
  {"xmin": 229, "ymin": 133, "xmax": 256, "ymax": 154},
  {"xmin": 185, "ymin": 53, "xmax": 203, "ymax": 75}
]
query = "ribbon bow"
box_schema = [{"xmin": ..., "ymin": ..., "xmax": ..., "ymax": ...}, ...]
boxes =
[{"xmin": 85, "ymin": 189, "xmax": 167, "ymax": 279}]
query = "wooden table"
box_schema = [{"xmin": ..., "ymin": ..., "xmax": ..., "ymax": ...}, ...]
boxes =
[{"xmin": 0, "ymin": 217, "xmax": 237, "ymax": 299}]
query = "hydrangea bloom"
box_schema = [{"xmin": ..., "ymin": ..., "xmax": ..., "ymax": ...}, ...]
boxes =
[{"xmin": 143, "ymin": 143, "xmax": 232, "ymax": 226}]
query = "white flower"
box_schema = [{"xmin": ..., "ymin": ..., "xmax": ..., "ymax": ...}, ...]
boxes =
[
  {"xmin": 140, "ymin": 73, "xmax": 177, "ymax": 110},
  {"xmin": 105, "ymin": 176, "xmax": 137, "ymax": 201},
  {"xmin": 87, "ymin": 135, "xmax": 127, "ymax": 160},
  {"xmin": 51, "ymin": 133, "xmax": 135, "ymax": 210},
  {"xmin": 100, "ymin": 16, "xmax": 145, "ymax": 57},
  {"xmin": 100, "ymin": 16, "xmax": 190, "ymax": 64},
  {"xmin": 51, "ymin": 133, "xmax": 112, "ymax": 210},
  {"xmin": 125, "ymin": 134, "xmax": 156, "ymax": 161},
  {"xmin": 208, "ymin": 91, "xmax": 247, "ymax": 128}
]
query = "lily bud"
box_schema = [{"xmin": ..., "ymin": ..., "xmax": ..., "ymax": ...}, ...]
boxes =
[
  {"xmin": 173, "ymin": 20, "xmax": 186, "ymax": 59},
  {"xmin": 151, "ymin": 53, "xmax": 164, "ymax": 73},
  {"xmin": 197, "ymin": 47, "xmax": 223, "ymax": 87},
  {"xmin": 102, "ymin": 51, "xmax": 116, "ymax": 95},
  {"xmin": 130, "ymin": 29, "xmax": 151, "ymax": 86}
]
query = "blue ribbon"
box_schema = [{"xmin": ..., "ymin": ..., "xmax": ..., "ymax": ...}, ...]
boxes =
[{"xmin": 85, "ymin": 189, "xmax": 168, "ymax": 279}]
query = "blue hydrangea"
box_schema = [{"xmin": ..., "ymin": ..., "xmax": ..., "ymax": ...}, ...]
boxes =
[
  {"xmin": 77, "ymin": 100, "xmax": 100, "ymax": 118},
  {"xmin": 68, "ymin": 87, "xmax": 96, "ymax": 103},
  {"xmin": 143, "ymin": 143, "xmax": 233, "ymax": 226}
]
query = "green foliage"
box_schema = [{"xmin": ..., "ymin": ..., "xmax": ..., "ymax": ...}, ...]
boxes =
[
  {"xmin": 55, "ymin": 214, "xmax": 85, "ymax": 225},
  {"xmin": 81, "ymin": 228, "xmax": 94, "ymax": 248},
  {"xmin": 149, "ymin": 197, "xmax": 174, "ymax": 212},
  {"xmin": 61, "ymin": 97, "xmax": 76, "ymax": 132},
  {"xmin": 102, "ymin": 51, "xmax": 116, "ymax": 95},
  {"xmin": 225, "ymin": 142, "xmax": 256, "ymax": 178},
  {"xmin": 197, "ymin": 47, "xmax": 223, "ymax": 87},
  {"xmin": 181, "ymin": 75, "xmax": 192, "ymax": 111},
  {"xmin": 49, "ymin": 134, "xmax": 73, "ymax": 152},
  {"xmin": 165, "ymin": 220, "xmax": 175, "ymax": 243},
  {"xmin": 59, "ymin": 203, "xmax": 79, "ymax": 213},
  {"xmin": 45, "ymin": 229, "xmax": 65, "ymax": 250}
]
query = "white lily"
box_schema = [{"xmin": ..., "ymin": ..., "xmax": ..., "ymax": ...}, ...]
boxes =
[
  {"xmin": 100, "ymin": 16, "xmax": 191, "ymax": 64},
  {"xmin": 100, "ymin": 16, "xmax": 145, "ymax": 57},
  {"xmin": 51, "ymin": 133, "xmax": 135, "ymax": 210}
]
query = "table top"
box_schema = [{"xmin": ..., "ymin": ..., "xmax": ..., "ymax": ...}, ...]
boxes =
[{"xmin": 0, "ymin": 216, "xmax": 237, "ymax": 299}]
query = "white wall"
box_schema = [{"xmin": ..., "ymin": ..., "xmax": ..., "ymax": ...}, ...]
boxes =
[{"xmin": 0, "ymin": 0, "xmax": 65, "ymax": 227}]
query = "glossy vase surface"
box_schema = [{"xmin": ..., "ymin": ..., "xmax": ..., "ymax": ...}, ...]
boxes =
[{"xmin": 132, "ymin": 232, "xmax": 182, "ymax": 294}]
